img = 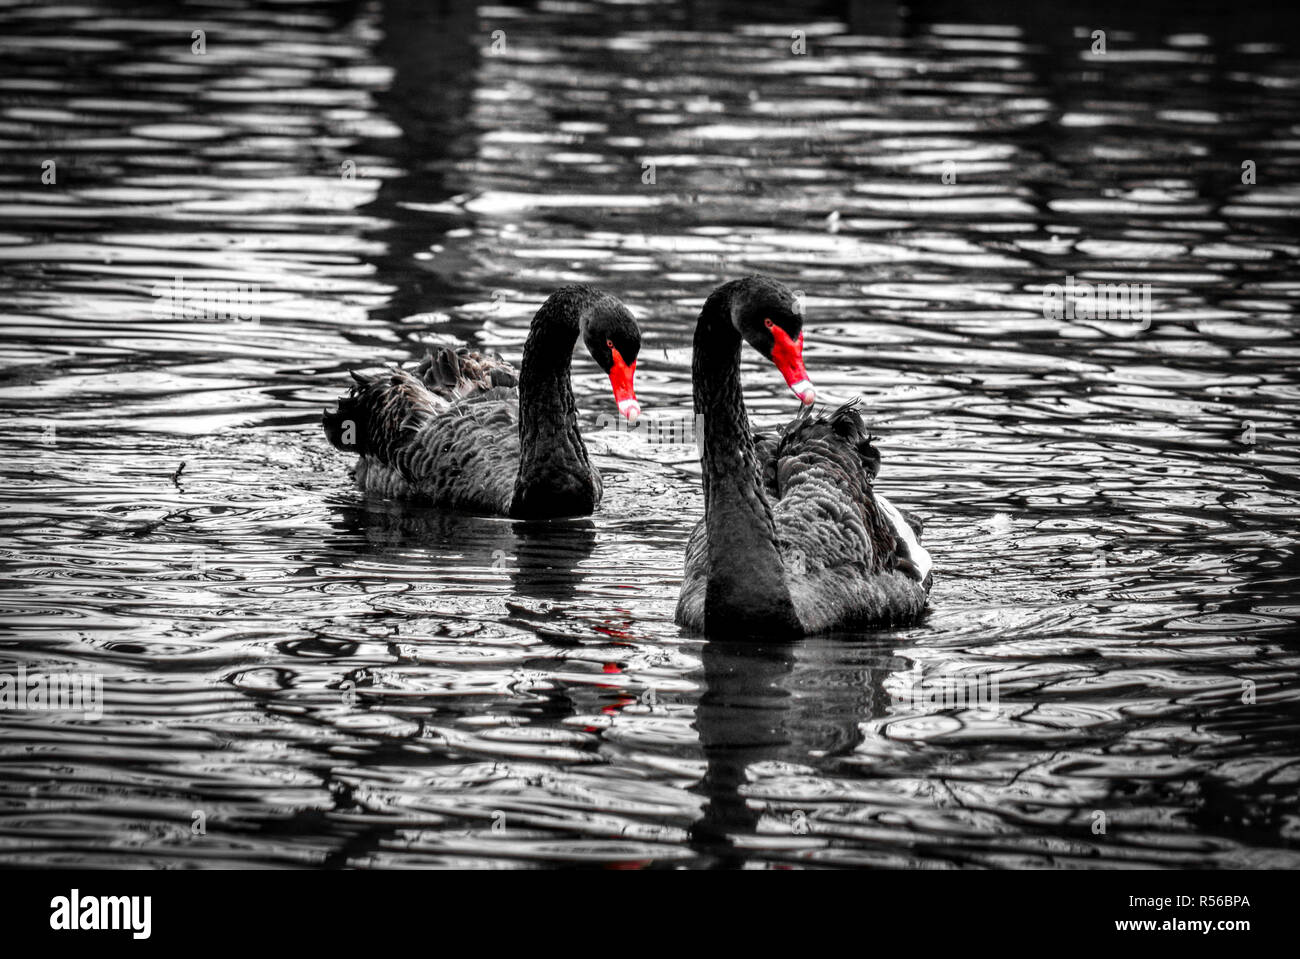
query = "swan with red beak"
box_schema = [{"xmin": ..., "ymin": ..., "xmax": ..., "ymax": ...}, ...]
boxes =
[
  {"xmin": 676, "ymin": 274, "xmax": 932, "ymax": 637},
  {"xmin": 326, "ymin": 285, "xmax": 643, "ymax": 520}
]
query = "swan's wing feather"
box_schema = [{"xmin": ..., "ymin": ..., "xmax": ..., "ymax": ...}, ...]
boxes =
[
  {"xmin": 674, "ymin": 518, "xmax": 708, "ymax": 630},
  {"xmin": 874, "ymin": 493, "xmax": 931, "ymax": 582},
  {"xmin": 753, "ymin": 430, "xmax": 781, "ymax": 497},
  {"xmin": 415, "ymin": 346, "xmax": 517, "ymax": 401},
  {"xmin": 323, "ymin": 367, "xmax": 442, "ymax": 461},
  {"xmin": 394, "ymin": 392, "xmax": 520, "ymax": 512}
]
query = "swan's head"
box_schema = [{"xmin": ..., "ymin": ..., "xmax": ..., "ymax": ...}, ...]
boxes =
[
  {"xmin": 729, "ymin": 275, "xmax": 816, "ymax": 405},
  {"xmin": 582, "ymin": 295, "xmax": 642, "ymax": 422}
]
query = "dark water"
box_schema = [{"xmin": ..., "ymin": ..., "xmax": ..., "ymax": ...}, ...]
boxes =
[{"xmin": 2, "ymin": 0, "xmax": 1299, "ymax": 868}]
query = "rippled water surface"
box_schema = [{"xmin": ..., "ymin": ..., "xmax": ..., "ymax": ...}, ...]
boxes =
[{"xmin": 2, "ymin": 0, "xmax": 1300, "ymax": 868}]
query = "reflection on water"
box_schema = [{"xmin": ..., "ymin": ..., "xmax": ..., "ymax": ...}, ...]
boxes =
[{"xmin": 2, "ymin": 0, "xmax": 1299, "ymax": 867}]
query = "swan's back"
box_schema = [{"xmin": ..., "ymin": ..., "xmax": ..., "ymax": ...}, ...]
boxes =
[
  {"xmin": 771, "ymin": 402, "xmax": 931, "ymax": 629},
  {"xmin": 324, "ymin": 367, "xmax": 520, "ymax": 514}
]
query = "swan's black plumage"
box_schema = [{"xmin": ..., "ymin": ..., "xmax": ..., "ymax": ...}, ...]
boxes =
[
  {"xmin": 676, "ymin": 276, "xmax": 932, "ymax": 637},
  {"xmin": 324, "ymin": 286, "xmax": 639, "ymax": 519}
]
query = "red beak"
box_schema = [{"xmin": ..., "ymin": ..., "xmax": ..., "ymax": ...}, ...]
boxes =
[
  {"xmin": 608, "ymin": 345, "xmax": 639, "ymax": 421},
  {"xmin": 769, "ymin": 324, "xmax": 816, "ymax": 405}
]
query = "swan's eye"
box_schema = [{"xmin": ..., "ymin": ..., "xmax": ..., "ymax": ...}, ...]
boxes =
[
  {"xmin": 606, "ymin": 339, "xmax": 613, "ymax": 348},
  {"xmin": 764, "ymin": 318, "xmax": 773, "ymax": 329}
]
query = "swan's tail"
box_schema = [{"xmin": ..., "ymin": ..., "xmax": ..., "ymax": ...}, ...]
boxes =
[{"xmin": 323, "ymin": 368, "xmax": 437, "ymax": 462}]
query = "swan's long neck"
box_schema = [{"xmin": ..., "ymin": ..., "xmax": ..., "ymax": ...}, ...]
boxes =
[
  {"xmin": 693, "ymin": 297, "xmax": 800, "ymax": 633},
  {"xmin": 512, "ymin": 290, "xmax": 598, "ymax": 517}
]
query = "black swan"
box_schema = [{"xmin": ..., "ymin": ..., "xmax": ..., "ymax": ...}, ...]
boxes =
[
  {"xmin": 675, "ymin": 275, "xmax": 932, "ymax": 636},
  {"xmin": 323, "ymin": 286, "xmax": 641, "ymax": 519}
]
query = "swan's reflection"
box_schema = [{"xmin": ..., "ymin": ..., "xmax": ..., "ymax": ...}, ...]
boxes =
[
  {"xmin": 330, "ymin": 498, "xmax": 598, "ymax": 603},
  {"xmin": 508, "ymin": 519, "xmax": 599, "ymax": 603},
  {"xmin": 690, "ymin": 637, "xmax": 890, "ymax": 866}
]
